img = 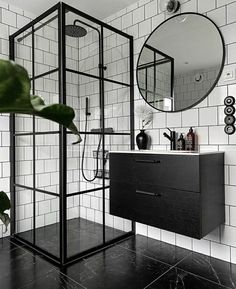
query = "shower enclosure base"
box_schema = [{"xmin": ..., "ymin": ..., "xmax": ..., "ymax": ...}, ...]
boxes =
[{"xmin": 11, "ymin": 218, "xmax": 134, "ymax": 266}]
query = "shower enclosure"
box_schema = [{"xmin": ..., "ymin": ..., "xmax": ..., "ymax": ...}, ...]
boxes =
[{"xmin": 9, "ymin": 2, "xmax": 134, "ymax": 266}]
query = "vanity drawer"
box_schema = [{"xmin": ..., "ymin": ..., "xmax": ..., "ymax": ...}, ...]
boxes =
[
  {"xmin": 133, "ymin": 154, "xmax": 200, "ymax": 192},
  {"xmin": 110, "ymin": 181, "xmax": 201, "ymax": 238},
  {"xmin": 133, "ymin": 184, "xmax": 201, "ymax": 238},
  {"xmin": 110, "ymin": 153, "xmax": 135, "ymax": 183}
]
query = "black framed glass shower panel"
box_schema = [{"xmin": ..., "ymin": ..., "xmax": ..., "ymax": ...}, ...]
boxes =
[{"xmin": 9, "ymin": 2, "xmax": 135, "ymax": 266}]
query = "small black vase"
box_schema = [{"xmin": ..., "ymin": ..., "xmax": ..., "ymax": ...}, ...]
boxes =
[{"xmin": 136, "ymin": 129, "xmax": 148, "ymax": 150}]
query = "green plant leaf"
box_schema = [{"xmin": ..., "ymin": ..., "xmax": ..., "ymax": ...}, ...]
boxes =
[
  {"xmin": 0, "ymin": 59, "xmax": 81, "ymax": 143},
  {"xmin": 0, "ymin": 191, "xmax": 11, "ymax": 232},
  {"xmin": 0, "ymin": 59, "xmax": 32, "ymax": 113},
  {"xmin": 31, "ymin": 95, "xmax": 81, "ymax": 143}
]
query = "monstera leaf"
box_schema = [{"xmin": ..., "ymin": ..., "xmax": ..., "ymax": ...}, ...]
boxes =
[
  {"xmin": 0, "ymin": 191, "xmax": 11, "ymax": 232},
  {"xmin": 0, "ymin": 59, "xmax": 81, "ymax": 143},
  {"xmin": 0, "ymin": 59, "xmax": 81, "ymax": 231}
]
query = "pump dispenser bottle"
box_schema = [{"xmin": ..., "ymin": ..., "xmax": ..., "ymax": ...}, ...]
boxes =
[{"xmin": 186, "ymin": 127, "xmax": 195, "ymax": 151}]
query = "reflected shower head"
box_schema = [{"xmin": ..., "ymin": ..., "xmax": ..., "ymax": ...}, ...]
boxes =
[{"xmin": 65, "ymin": 24, "xmax": 87, "ymax": 38}]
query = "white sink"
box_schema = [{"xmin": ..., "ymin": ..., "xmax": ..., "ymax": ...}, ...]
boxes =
[{"xmin": 110, "ymin": 150, "xmax": 223, "ymax": 155}]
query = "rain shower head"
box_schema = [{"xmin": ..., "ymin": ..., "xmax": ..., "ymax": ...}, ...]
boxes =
[{"xmin": 65, "ymin": 23, "xmax": 87, "ymax": 38}]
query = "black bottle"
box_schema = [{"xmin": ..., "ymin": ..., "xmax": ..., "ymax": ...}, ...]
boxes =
[
  {"xmin": 177, "ymin": 133, "xmax": 185, "ymax": 150},
  {"xmin": 186, "ymin": 127, "xmax": 195, "ymax": 151}
]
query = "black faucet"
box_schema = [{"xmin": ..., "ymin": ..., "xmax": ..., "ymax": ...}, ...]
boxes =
[{"xmin": 163, "ymin": 128, "xmax": 176, "ymax": 150}]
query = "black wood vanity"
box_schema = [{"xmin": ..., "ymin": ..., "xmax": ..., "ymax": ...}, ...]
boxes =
[{"xmin": 109, "ymin": 151, "xmax": 225, "ymax": 239}]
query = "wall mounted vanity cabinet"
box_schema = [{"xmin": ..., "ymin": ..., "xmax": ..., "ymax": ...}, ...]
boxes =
[{"xmin": 109, "ymin": 151, "xmax": 225, "ymax": 239}]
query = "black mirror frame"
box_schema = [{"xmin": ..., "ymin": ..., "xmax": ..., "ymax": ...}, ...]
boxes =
[{"xmin": 136, "ymin": 12, "xmax": 226, "ymax": 113}]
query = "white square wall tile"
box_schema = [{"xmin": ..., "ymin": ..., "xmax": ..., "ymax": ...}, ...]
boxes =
[
  {"xmin": 230, "ymin": 206, "xmax": 236, "ymax": 226},
  {"xmin": 145, "ymin": 0, "xmax": 157, "ymax": 18},
  {"xmin": 227, "ymin": 2, "xmax": 236, "ymax": 24},
  {"xmin": 1, "ymin": 9, "xmax": 16, "ymax": 27},
  {"xmin": 207, "ymin": 6, "xmax": 226, "ymax": 27},
  {"xmin": 167, "ymin": 112, "xmax": 181, "ymax": 128},
  {"xmin": 199, "ymin": 107, "xmax": 217, "ymax": 126},
  {"xmin": 228, "ymin": 43, "xmax": 236, "ymax": 64},
  {"xmin": 211, "ymin": 242, "xmax": 231, "ymax": 262},
  {"xmin": 198, "ymin": 0, "xmax": 216, "ymax": 13},
  {"xmin": 136, "ymin": 222, "xmax": 148, "ymax": 236},
  {"xmin": 161, "ymin": 229, "xmax": 176, "ymax": 245},
  {"xmin": 133, "ymin": 6, "xmax": 144, "ymax": 24},
  {"xmin": 217, "ymin": 0, "xmax": 236, "ymax": 7},
  {"xmin": 221, "ymin": 225, "xmax": 236, "ymax": 247},
  {"xmin": 219, "ymin": 146, "xmax": 236, "ymax": 165},
  {"xmin": 231, "ymin": 247, "xmax": 236, "ymax": 264},
  {"xmin": 192, "ymin": 239, "xmax": 210, "ymax": 255},
  {"xmin": 221, "ymin": 23, "xmax": 236, "ymax": 45},
  {"xmin": 151, "ymin": 14, "xmax": 164, "ymax": 29},
  {"xmin": 218, "ymin": 106, "xmax": 225, "ymax": 125},
  {"xmin": 209, "ymin": 126, "xmax": 228, "ymax": 145},
  {"xmin": 225, "ymin": 185, "xmax": 236, "ymax": 206},
  {"xmin": 208, "ymin": 86, "xmax": 227, "ymax": 106},
  {"xmin": 182, "ymin": 109, "xmax": 198, "ymax": 127},
  {"xmin": 148, "ymin": 225, "xmax": 161, "ymax": 240},
  {"xmin": 181, "ymin": 0, "xmax": 197, "ymax": 12},
  {"xmin": 121, "ymin": 12, "xmax": 133, "ymax": 29},
  {"xmin": 230, "ymin": 166, "xmax": 236, "ymax": 185},
  {"xmin": 195, "ymin": 127, "xmax": 209, "ymax": 145},
  {"xmin": 152, "ymin": 112, "xmax": 166, "ymax": 128},
  {"xmin": 176, "ymin": 234, "xmax": 192, "ymax": 250},
  {"xmin": 204, "ymin": 227, "xmax": 220, "ymax": 242},
  {"xmin": 139, "ymin": 18, "xmax": 151, "ymax": 38}
]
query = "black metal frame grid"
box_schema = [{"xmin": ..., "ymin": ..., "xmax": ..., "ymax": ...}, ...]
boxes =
[
  {"xmin": 137, "ymin": 44, "xmax": 174, "ymax": 110},
  {"xmin": 9, "ymin": 2, "xmax": 135, "ymax": 266}
]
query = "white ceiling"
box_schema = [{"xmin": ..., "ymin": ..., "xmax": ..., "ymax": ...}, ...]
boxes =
[{"xmin": 6, "ymin": 0, "xmax": 139, "ymax": 19}]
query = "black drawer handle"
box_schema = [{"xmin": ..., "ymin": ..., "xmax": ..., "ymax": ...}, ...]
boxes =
[
  {"xmin": 136, "ymin": 190, "xmax": 162, "ymax": 197},
  {"xmin": 135, "ymin": 159, "xmax": 161, "ymax": 164}
]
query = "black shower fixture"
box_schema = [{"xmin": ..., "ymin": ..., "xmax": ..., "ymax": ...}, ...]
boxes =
[{"xmin": 65, "ymin": 20, "xmax": 87, "ymax": 37}]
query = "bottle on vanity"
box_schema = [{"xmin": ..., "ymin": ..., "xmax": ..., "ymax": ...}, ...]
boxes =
[
  {"xmin": 186, "ymin": 127, "xmax": 195, "ymax": 151},
  {"xmin": 177, "ymin": 133, "xmax": 185, "ymax": 150}
]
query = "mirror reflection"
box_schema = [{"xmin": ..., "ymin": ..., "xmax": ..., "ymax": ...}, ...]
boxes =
[{"xmin": 137, "ymin": 13, "xmax": 225, "ymax": 112}]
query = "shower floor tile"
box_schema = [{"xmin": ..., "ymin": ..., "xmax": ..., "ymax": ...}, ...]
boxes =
[{"xmin": 17, "ymin": 218, "xmax": 126, "ymax": 258}]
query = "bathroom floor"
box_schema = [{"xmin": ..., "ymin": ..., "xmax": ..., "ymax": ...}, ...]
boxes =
[{"xmin": 0, "ymin": 234, "xmax": 235, "ymax": 289}]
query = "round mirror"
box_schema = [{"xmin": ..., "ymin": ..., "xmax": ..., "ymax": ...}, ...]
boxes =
[{"xmin": 137, "ymin": 13, "xmax": 225, "ymax": 112}]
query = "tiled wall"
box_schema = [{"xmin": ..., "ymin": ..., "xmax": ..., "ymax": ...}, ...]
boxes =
[
  {"xmin": 0, "ymin": 0, "xmax": 36, "ymax": 238},
  {"xmin": 103, "ymin": 0, "xmax": 236, "ymax": 263},
  {"xmin": 174, "ymin": 66, "xmax": 219, "ymax": 110}
]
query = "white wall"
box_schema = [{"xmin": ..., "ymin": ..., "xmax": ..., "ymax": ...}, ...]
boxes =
[{"xmin": 103, "ymin": 0, "xmax": 236, "ymax": 264}]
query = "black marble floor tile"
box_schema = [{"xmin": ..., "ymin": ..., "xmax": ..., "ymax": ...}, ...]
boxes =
[
  {"xmin": 64, "ymin": 244, "xmax": 171, "ymax": 289},
  {"xmin": 17, "ymin": 218, "xmax": 126, "ymax": 258},
  {"xmin": 0, "ymin": 236, "xmax": 20, "ymax": 251},
  {"xmin": 118, "ymin": 235, "xmax": 190, "ymax": 266},
  {"xmin": 19, "ymin": 270, "xmax": 86, "ymax": 289},
  {"xmin": 176, "ymin": 252, "xmax": 236, "ymax": 289},
  {"xmin": 146, "ymin": 267, "xmax": 228, "ymax": 289},
  {"xmin": 0, "ymin": 246, "xmax": 57, "ymax": 289}
]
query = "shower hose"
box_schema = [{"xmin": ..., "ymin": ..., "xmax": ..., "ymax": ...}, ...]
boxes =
[{"xmin": 81, "ymin": 113, "xmax": 102, "ymax": 182}]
